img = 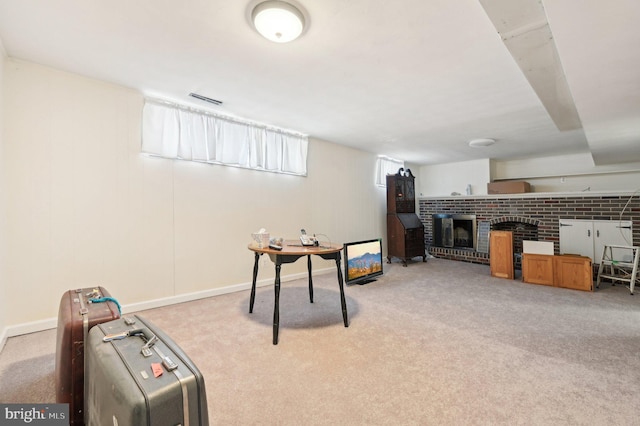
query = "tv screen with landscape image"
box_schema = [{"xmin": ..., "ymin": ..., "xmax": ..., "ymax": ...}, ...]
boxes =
[{"xmin": 344, "ymin": 238, "xmax": 384, "ymax": 285}]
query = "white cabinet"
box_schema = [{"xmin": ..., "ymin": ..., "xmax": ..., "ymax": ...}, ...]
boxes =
[{"xmin": 559, "ymin": 219, "xmax": 633, "ymax": 262}]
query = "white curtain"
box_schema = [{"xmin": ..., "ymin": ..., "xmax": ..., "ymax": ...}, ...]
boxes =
[
  {"xmin": 142, "ymin": 100, "xmax": 308, "ymax": 176},
  {"xmin": 376, "ymin": 156, "xmax": 404, "ymax": 186}
]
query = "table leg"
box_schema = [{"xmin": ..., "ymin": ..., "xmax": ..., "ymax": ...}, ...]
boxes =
[
  {"xmin": 249, "ymin": 252, "xmax": 260, "ymax": 313},
  {"xmin": 335, "ymin": 254, "xmax": 349, "ymax": 327},
  {"xmin": 307, "ymin": 255, "xmax": 314, "ymax": 303},
  {"xmin": 273, "ymin": 263, "xmax": 282, "ymax": 345}
]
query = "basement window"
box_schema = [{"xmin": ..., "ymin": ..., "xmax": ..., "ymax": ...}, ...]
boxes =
[
  {"xmin": 376, "ymin": 156, "xmax": 404, "ymax": 186},
  {"xmin": 142, "ymin": 99, "xmax": 308, "ymax": 176}
]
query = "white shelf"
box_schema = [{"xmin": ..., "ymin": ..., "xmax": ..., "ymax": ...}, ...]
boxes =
[{"xmin": 419, "ymin": 190, "xmax": 639, "ymax": 200}]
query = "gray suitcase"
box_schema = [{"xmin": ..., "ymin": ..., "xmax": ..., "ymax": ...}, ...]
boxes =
[{"xmin": 84, "ymin": 315, "xmax": 209, "ymax": 426}]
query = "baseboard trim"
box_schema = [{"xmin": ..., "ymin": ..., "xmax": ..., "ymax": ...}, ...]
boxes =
[
  {"xmin": 1, "ymin": 267, "xmax": 334, "ymax": 348},
  {"xmin": 5, "ymin": 317, "xmax": 58, "ymax": 339},
  {"xmin": 122, "ymin": 276, "xmax": 270, "ymax": 314},
  {"xmin": 0, "ymin": 326, "xmax": 8, "ymax": 353}
]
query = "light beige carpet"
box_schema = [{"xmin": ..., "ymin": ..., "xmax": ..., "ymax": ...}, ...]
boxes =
[{"xmin": 1, "ymin": 258, "xmax": 639, "ymax": 425}]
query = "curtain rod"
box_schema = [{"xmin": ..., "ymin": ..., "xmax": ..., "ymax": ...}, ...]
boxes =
[{"xmin": 144, "ymin": 97, "xmax": 308, "ymax": 138}]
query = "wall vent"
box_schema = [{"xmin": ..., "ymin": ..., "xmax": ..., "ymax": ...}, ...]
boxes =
[{"xmin": 189, "ymin": 92, "xmax": 223, "ymax": 105}]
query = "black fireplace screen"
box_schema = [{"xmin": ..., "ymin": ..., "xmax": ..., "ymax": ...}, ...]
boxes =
[{"xmin": 432, "ymin": 214, "xmax": 477, "ymax": 250}]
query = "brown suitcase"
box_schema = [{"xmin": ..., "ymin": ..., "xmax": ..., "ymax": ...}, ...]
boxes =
[{"xmin": 55, "ymin": 287, "xmax": 121, "ymax": 425}]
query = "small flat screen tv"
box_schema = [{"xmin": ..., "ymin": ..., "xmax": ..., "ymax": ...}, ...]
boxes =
[{"xmin": 344, "ymin": 238, "xmax": 384, "ymax": 285}]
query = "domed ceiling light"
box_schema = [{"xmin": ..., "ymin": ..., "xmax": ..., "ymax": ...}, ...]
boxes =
[
  {"xmin": 252, "ymin": 1, "xmax": 305, "ymax": 43},
  {"xmin": 468, "ymin": 138, "xmax": 496, "ymax": 148}
]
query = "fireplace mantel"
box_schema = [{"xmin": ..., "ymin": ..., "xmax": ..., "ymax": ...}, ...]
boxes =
[{"xmin": 419, "ymin": 190, "xmax": 638, "ymax": 201}]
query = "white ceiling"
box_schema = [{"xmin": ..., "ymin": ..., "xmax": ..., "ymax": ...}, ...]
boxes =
[{"xmin": 0, "ymin": 0, "xmax": 638, "ymax": 166}]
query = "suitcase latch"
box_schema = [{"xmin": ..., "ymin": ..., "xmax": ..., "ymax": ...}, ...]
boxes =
[{"xmin": 141, "ymin": 334, "xmax": 158, "ymax": 357}]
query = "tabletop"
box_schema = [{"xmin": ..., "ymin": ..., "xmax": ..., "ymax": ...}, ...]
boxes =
[{"xmin": 248, "ymin": 240, "xmax": 343, "ymax": 256}]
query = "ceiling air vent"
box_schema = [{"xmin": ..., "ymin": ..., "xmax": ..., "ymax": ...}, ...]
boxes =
[{"xmin": 189, "ymin": 92, "xmax": 223, "ymax": 106}]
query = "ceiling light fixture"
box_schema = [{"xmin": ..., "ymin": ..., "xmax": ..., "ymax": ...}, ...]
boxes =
[
  {"xmin": 468, "ymin": 138, "xmax": 496, "ymax": 148},
  {"xmin": 252, "ymin": 1, "xmax": 305, "ymax": 43}
]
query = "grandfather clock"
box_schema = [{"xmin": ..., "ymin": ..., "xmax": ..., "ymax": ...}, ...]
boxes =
[{"xmin": 386, "ymin": 168, "xmax": 426, "ymax": 266}]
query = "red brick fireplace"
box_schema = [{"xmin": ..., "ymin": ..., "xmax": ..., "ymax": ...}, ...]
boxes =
[{"xmin": 419, "ymin": 193, "xmax": 640, "ymax": 266}]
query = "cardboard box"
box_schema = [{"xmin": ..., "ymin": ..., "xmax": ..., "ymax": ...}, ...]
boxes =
[{"xmin": 487, "ymin": 181, "xmax": 531, "ymax": 194}]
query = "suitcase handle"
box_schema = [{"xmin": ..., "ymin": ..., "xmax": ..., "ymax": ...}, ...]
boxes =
[
  {"xmin": 102, "ymin": 327, "xmax": 155, "ymax": 343},
  {"xmin": 103, "ymin": 328, "xmax": 143, "ymax": 342},
  {"xmin": 89, "ymin": 296, "xmax": 122, "ymax": 314},
  {"xmin": 127, "ymin": 327, "xmax": 160, "ymax": 357},
  {"xmin": 103, "ymin": 326, "xmax": 159, "ymax": 357}
]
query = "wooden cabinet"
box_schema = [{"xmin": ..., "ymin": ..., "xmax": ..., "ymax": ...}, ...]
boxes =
[
  {"xmin": 522, "ymin": 253, "xmax": 592, "ymax": 291},
  {"xmin": 386, "ymin": 170, "xmax": 425, "ymax": 266},
  {"xmin": 490, "ymin": 230, "xmax": 514, "ymax": 279},
  {"xmin": 386, "ymin": 172, "xmax": 415, "ymax": 214},
  {"xmin": 554, "ymin": 255, "xmax": 593, "ymax": 291},
  {"xmin": 387, "ymin": 214, "xmax": 425, "ymax": 266},
  {"xmin": 521, "ymin": 253, "xmax": 554, "ymax": 286}
]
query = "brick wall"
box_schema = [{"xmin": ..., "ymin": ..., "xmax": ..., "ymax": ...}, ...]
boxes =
[{"xmin": 419, "ymin": 193, "xmax": 640, "ymax": 265}]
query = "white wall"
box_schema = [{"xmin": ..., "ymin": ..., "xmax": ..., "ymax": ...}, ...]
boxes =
[
  {"xmin": 418, "ymin": 154, "xmax": 640, "ymax": 197},
  {"xmin": 0, "ymin": 39, "xmax": 7, "ymax": 349},
  {"xmin": 308, "ymin": 139, "xmax": 388, "ymax": 245},
  {"xmin": 2, "ymin": 59, "xmax": 387, "ymax": 334},
  {"xmin": 417, "ymin": 159, "xmax": 491, "ymax": 197},
  {"xmin": 491, "ymin": 153, "xmax": 640, "ymax": 193}
]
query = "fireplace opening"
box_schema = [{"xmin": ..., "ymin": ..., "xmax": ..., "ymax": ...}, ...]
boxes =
[{"xmin": 432, "ymin": 214, "xmax": 477, "ymax": 250}]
